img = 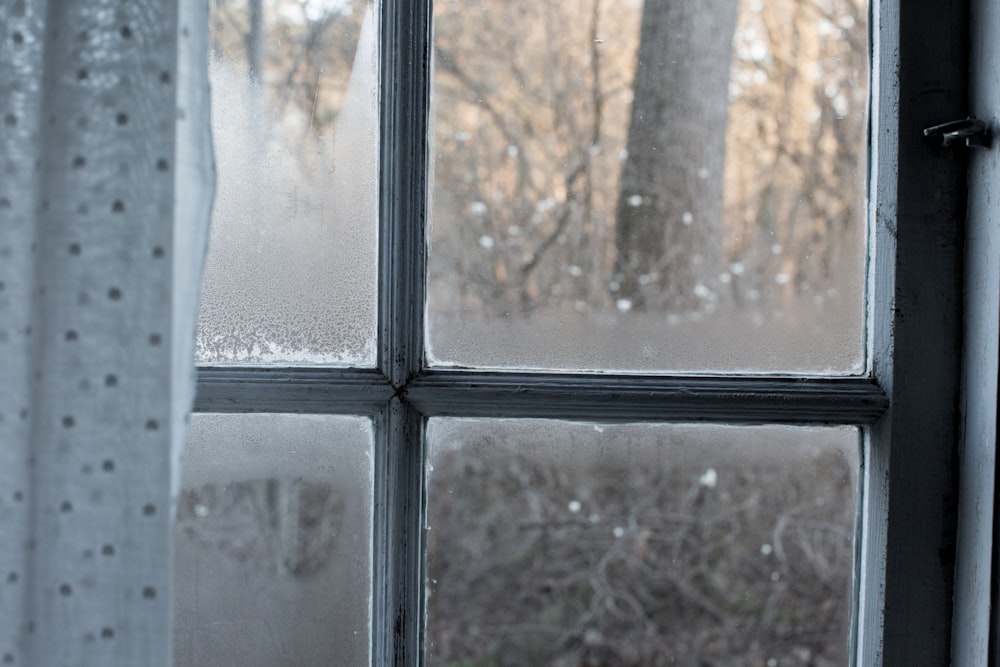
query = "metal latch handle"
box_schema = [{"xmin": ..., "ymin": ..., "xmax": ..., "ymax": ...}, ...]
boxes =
[{"xmin": 923, "ymin": 117, "xmax": 991, "ymax": 149}]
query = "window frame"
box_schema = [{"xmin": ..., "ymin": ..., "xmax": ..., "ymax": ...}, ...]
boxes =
[
  {"xmin": 952, "ymin": 0, "xmax": 998, "ymax": 662},
  {"xmin": 193, "ymin": 0, "xmax": 972, "ymax": 664}
]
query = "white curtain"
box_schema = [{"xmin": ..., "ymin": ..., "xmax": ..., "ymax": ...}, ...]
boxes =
[{"xmin": 0, "ymin": 1, "xmax": 213, "ymax": 665}]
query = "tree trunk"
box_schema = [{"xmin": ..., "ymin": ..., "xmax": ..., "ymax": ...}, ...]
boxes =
[
  {"xmin": 614, "ymin": 0, "xmax": 739, "ymax": 312},
  {"xmin": 246, "ymin": 0, "xmax": 264, "ymax": 83}
]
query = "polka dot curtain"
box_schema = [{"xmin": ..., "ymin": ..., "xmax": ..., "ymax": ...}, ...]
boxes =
[{"xmin": 0, "ymin": 1, "xmax": 213, "ymax": 665}]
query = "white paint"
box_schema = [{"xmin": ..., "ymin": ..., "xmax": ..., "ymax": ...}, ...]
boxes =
[{"xmin": 951, "ymin": 0, "xmax": 1000, "ymax": 661}]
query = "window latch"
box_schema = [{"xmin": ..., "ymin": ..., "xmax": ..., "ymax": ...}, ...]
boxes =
[{"xmin": 923, "ymin": 117, "xmax": 992, "ymax": 149}]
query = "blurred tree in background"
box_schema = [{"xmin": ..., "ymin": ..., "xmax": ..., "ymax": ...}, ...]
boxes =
[
  {"xmin": 614, "ymin": 0, "xmax": 738, "ymax": 312},
  {"xmin": 427, "ymin": 0, "xmax": 867, "ymax": 323},
  {"xmin": 426, "ymin": 425, "xmax": 856, "ymax": 667}
]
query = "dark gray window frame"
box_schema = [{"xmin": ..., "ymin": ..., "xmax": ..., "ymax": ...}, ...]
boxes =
[{"xmin": 193, "ymin": 0, "xmax": 971, "ymax": 664}]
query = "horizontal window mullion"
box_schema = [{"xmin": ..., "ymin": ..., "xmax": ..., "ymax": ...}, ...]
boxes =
[
  {"xmin": 195, "ymin": 367, "xmax": 887, "ymax": 423},
  {"xmin": 194, "ymin": 367, "xmax": 394, "ymax": 414},
  {"xmin": 407, "ymin": 370, "xmax": 887, "ymax": 424}
]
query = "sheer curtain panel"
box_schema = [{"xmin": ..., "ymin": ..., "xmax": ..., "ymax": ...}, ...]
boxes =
[{"xmin": 0, "ymin": 1, "xmax": 213, "ymax": 665}]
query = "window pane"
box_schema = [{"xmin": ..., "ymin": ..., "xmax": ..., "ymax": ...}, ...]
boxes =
[
  {"xmin": 197, "ymin": 1, "xmax": 378, "ymax": 365},
  {"xmin": 426, "ymin": 420, "xmax": 858, "ymax": 665},
  {"xmin": 428, "ymin": 0, "xmax": 867, "ymax": 373},
  {"xmin": 174, "ymin": 414, "xmax": 373, "ymax": 667}
]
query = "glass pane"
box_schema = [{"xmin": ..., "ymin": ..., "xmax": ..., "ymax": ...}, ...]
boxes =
[
  {"xmin": 174, "ymin": 414, "xmax": 373, "ymax": 667},
  {"xmin": 428, "ymin": 0, "xmax": 867, "ymax": 373},
  {"xmin": 197, "ymin": 1, "xmax": 378, "ymax": 365},
  {"xmin": 427, "ymin": 420, "xmax": 858, "ymax": 665}
]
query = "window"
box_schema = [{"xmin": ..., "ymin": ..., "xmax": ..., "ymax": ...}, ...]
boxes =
[{"xmin": 184, "ymin": 0, "xmax": 979, "ymax": 665}]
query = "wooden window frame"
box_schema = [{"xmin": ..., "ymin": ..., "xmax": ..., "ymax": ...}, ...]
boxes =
[{"xmin": 193, "ymin": 0, "xmax": 978, "ymax": 664}]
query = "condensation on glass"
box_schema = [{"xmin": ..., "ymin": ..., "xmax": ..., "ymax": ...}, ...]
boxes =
[
  {"xmin": 173, "ymin": 414, "xmax": 373, "ymax": 667},
  {"xmin": 427, "ymin": 0, "xmax": 868, "ymax": 373},
  {"xmin": 196, "ymin": 1, "xmax": 378, "ymax": 364},
  {"xmin": 426, "ymin": 419, "xmax": 859, "ymax": 665}
]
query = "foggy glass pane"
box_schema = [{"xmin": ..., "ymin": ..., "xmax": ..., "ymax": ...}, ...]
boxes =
[
  {"xmin": 427, "ymin": 0, "xmax": 867, "ymax": 373},
  {"xmin": 174, "ymin": 414, "xmax": 373, "ymax": 667},
  {"xmin": 426, "ymin": 420, "xmax": 858, "ymax": 666},
  {"xmin": 197, "ymin": 1, "xmax": 378, "ymax": 365}
]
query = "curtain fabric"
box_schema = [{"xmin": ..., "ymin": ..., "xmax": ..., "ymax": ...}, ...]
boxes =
[{"xmin": 0, "ymin": 1, "xmax": 213, "ymax": 664}]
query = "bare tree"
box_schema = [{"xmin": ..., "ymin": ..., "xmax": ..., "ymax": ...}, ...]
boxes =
[
  {"xmin": 614, "ymin": 0, "xmax": 740, "ymax": 312},
  {"xmin": 429, "ymin": 0, "xmax": 640, "ymax": 318},
  {"xmin": 246, "ymin": 0, "xmax": 264, "ymax": 82},
  {"xmin": 719, "ymin": 0, "xmax": 867, "ymax": 314}
]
